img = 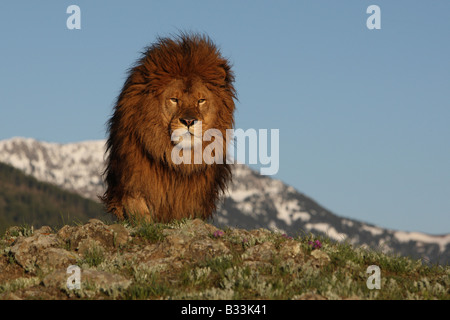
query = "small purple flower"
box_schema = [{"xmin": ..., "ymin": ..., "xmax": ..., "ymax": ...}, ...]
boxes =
[
  {"xmin": 213, "ymin": 230, "xmax": 224, "ymax": 238},
  {"xmin": 308, "ymin": 240, "xmax": 322, "ymax": 249},
  {"xmin": 281, "ymin": 233, "xmax": 293, "ymax": 240}
]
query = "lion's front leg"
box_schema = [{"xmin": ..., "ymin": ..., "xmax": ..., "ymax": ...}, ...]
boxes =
[{"xmin": 122, "ymin": 196, "xmax": 154, "ymax": 223}]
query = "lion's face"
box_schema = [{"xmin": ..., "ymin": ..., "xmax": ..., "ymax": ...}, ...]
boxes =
[
  {"xmin": 161, "ymin": 78, "xmax": 220, "ymax": 150},
  {"xmin": 133, "ymin": 74, "xmax": 233, "ymax": 171}
]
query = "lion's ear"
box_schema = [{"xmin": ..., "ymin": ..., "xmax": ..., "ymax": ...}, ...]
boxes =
[
  {"xmin": 219, "ymin": 63, "xmax": 234, "ymax": 86},
  {"xmin": 219, "ymin": 66, "xmax": 227, "ymax": 82}
]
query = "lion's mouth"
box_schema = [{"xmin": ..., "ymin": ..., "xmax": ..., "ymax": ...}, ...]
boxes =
[{"xmin": 171, "ymin": 128, "xmax": 203, "ymax": 148}]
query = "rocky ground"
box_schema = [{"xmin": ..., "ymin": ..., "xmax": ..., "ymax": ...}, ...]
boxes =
[{"xmin": 0, "ymin": 218, "xmax": 448, "ymax": 300}]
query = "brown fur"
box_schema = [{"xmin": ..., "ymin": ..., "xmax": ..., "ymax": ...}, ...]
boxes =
[{"xmin": 101, "ymin": 33, "xmax": 236, "ymax": 222}]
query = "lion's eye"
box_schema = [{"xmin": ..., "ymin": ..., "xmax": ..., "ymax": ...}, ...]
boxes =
[
  {"xmin": 170, "ymin": 98, "xmax": 178, "ymax": 104},
  {"xmin": 198, "ymin": 99, "xmax": 206, "ymax": 105}
]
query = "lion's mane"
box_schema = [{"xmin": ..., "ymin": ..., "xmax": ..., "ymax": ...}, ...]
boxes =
[{"xmin": 101, "ymin": 33, "xmax": 236, "ymax": 222}]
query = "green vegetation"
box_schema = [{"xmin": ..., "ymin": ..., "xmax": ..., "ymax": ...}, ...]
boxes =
[
  {"xmin": 78, "ymin": 245, "xmax": 106, "ymax": 268},
  {"xmin": 127, "ymin": 216, "xmax": 167, "ymax": 243},
  {"xmin": 0, "ymin": 162, "xmax": 110, "ymax": 234}
]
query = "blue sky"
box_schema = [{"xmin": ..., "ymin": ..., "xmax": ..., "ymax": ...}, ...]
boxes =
[{"xmin": 0, "ymin": 1, "xmax": 449, "ymax": 234}]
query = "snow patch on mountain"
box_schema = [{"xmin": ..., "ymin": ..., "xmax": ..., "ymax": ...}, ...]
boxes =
[
  {"xmin": 394, "ymin": 231, "xmax": 450, "ymax": 253},
  {"xmin": 274, "ymin": 200, "xmax": 311, "ymax": 225},
  {"xmin": 362, "ymin": 225, "xmax": 384, "ymax": 236},
  {"xmin": 305, "ymin": 223, "xmax": 348, "ymax": 242}
]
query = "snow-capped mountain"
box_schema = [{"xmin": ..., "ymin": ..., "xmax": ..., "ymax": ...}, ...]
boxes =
[
  {"xmin": 0, "ymin": 137, "xmax": 105, "ymax": 200},
  {"xmin": 0, "ymin": 137, "xmax": 449, "ymax": 264}
]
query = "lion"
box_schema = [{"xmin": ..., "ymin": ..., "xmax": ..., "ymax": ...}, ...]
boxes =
[{"xmin": 101, "ymin": 33, "xmax": 236, "ymax": 223}]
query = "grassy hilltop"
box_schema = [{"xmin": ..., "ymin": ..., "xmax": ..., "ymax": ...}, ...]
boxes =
[{"xmin": 0, "ymin": 218, "xmax": 448, "ymax": 300}]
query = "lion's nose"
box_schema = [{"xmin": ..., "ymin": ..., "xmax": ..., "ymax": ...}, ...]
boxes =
[{"xmin": 179, "ymin": 118, "xmax": 198, "ymax": 128}]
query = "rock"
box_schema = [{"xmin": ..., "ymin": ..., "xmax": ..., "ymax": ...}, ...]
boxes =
[
  {"xmin": 141, "ymin": 257, "xmax": 182, "ymax": 271},
  {"xmin": 310, "ymin": 250, "xmax": 331, "ymax": 267},
  {"xmin": 189, "ymin": 238, "xmax": 230, "ymax": 260},
  {"xmin": 10, "ymin": 231, "xmax": 65, "ymax": 273},
  {"xmin": 159, "ymin": 220, "xmax": 229, "ymax": 262},
  {"xmin": 108, "ymin": 224, "xmax": 130, "ymax": 247},
  {"xmin": 242, "ymin": 241, "xmax": 275, "ymax": 262},
  {"xmin": 34, "ymin": 226, "xmax": 53, "ymax": 235},
  {"xmin": 164, "ymin": 234, "xmax": 191, "ymax": 257},
  {"xmin": 249, "ymin": 229, "xmax": 273, "ymax": 241},
  {"xmin": 279, "ymin": 240, "xmax": 304, "ymax": 261},
  {"xmin": 57, "ymin": 219, "xmax": 121, "ymax": 252},
  {"xmin": 182, "ymin": 218, "xmax": 220, "ymax": 237},
  {"xmin": 35, "ymin": 248, "xmax": 78, "ymax": 273},
  {"xmin": 132, "ymin": 244, "xmax": 160, "ymax": 259}
]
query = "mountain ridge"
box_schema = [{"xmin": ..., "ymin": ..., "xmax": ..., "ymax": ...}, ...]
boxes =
[
  {"xmin": 0, "ymin": 161, "xmax": 110, "ymax": 234},
  {"xmin": 0, "ymin": 137, "xmax": 448, "ymax": 264}
]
